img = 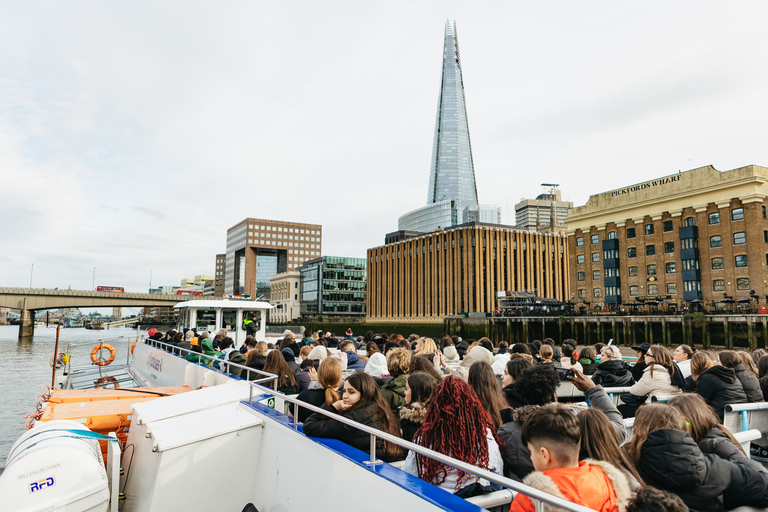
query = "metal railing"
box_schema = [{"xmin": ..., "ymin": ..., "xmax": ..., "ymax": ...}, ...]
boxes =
[
  {"xmin": 142, "ymin": 338, "xmax": 279, "ymax": 392},
  {"xmin": 246, "ymin": 380, "xmax": 596, "ymax": 512}
]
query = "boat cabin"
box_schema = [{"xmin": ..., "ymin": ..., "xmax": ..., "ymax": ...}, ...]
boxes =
[{"xmin": 173, "ymin": 299, "xmax": 273, "ymax": 348}]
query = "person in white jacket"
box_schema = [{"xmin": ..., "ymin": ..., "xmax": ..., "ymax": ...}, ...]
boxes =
[{"xmin": 617, "ymin": 345, "xmax": 682, "ymax": 418}]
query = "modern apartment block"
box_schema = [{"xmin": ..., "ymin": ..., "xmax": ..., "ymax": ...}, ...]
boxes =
[
  {"xmin": 224, "ymin": 218, "xmax": 322, "ymax": 299},
  {"xmin": 368, "ymin": 223, "xmax": 569, "ymax": 321},
  {"xmin": 566, "ymin": 165, "xmax": 768, "ymax": 312},
  {"xmin": 299, "ymin": 256, "xmax": 366, "ymax": 318}
]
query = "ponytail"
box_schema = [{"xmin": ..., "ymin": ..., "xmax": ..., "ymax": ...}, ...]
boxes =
[{"xmin": 324, "ymin": 386, "xmax": 340, "ymax": 405}]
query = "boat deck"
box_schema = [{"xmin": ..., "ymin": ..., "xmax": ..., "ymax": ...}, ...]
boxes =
[{"xmin": 65, "ymin": 363, "xmax": 147, "ymax": 390}]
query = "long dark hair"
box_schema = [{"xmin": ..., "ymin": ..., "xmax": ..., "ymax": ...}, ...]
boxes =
[
  {"xmin": 414, "ymin": 376, "xmax": 503, "ymax": 490},
  {"xmin": 409, "ymin": 355, "xmax": 443, "ymax": 382},
  {"xmin": 263, "ymin": 350, "xmax": 296, "ymax": 388},
  {"xmin": 407, "ymin": 372, "xmax": 438, "ymax": 405},
  {"xmin": 668, "ymin": 394, "xmax": 745, "ymax": 455},
  {"xmin": 468, "ymin": 361, "xmax": 509, "ymax": 430},
  {"xmin": 344, "ymin": 373, "xmax": 402, "ymax": 462},
  {"xmin": 578, "ymin": 408, "xmax": 644, "ymax": 485}
]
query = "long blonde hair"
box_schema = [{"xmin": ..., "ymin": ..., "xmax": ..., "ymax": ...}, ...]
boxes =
[
  {"xmin": 318, "ymin": 357, "xmax": 342, "ymax": 405},
  {"xmin": 418, "ymin": 337, "xmax": 438, "ymax": 356},
  {"xmin": 625, "ymin": 404, "xmax": 684, "ymax": 463}
]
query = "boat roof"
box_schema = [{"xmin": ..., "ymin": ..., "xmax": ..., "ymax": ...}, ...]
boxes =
[{"xmin": 173, "ymin": 300, "xmax": 274, "ymax": 310}]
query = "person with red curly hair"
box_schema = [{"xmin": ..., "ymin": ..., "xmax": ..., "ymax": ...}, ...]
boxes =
[{"xmin": 401, "ymin": 375, "xmax": 504, "ymax": 497}]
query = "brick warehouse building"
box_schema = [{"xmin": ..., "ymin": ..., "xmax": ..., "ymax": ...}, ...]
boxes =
[
  {"xmin": 566, "ymin": 164, "xmax": 768, "ymax": 312},
  {"xmin": 367, "ymin": 223, "xmax": 569, "ymax": 321}
]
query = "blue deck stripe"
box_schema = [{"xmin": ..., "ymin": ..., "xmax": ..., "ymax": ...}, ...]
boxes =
[{"xmin": 243, "ymin": 396, "xmax": 486, "ymax": 512}]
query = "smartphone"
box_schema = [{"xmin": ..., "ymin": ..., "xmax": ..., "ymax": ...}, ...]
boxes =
[{"xmin": 556, "ymin": 368, "xmax": 575, "ymax": 380}]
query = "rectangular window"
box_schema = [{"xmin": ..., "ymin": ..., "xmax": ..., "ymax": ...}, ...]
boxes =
[
  {"xmin": 664, "ymin": 241, "xmax": 674, "ymax": 253},
  {"xmin": 628, "ymin": 247, "xmax": 637, "ymax": 258},
  {"xmin": 647, "ymin": 264, "xmax": 657, "ymax": 275},
  {"xmin": 710, "ymin": 235, "xmax": 722, "ymax": 248},
  {"xmin": 577, "ymin": 271, "xmax": 585, "ymax": 282},
  {"xmin": 591, "ymin": 234, "xmax": 599, "ymax": 245},
  {"xmin": 711, "ymin": 257, "xmax": 723, "ymax": 270},
  {"xmin": 628, "ymin": 266, "xmax": 638, "ymax": 277},
  {"xmin": 684, "ymin": 281, "xmax": 701, "ymax": 292},
  {"xmin": 734, "ymin": 232, "xmax": 746, "ymax": 245},
  {"xmin": 630, "ymin": 285, "xmax": 639, "ymax": 296},
  {"xmin": 709, "ymin": 212, "xmax": 720, "ymax": 225},
  {"xmin": 732, "ymin": 208, "xmax": 744, "ymax": 221},
  {"xmin": 604, "ymin": 249, "xmax": 619, "ymax": 259},
  {"xmin": 663, "ymin": 220, "xmax": 673, "ymax": 232},
  {"xmin": 605, "ymin": 268, "xmax": 619, "ymax": 277},
  {"xmin": 627, "ymin": 228, "xmax": 636, "ymax": 239},
  {"xmin": 646, "ymin": 245, "xmax": 656, "ymax": 256},
  {"xmin": 592, "ymin": 252, "xmax": 600, "ymax": 262},
  {"xmin": 576, "ymin": 237, "xmax": 584, "ymax": 247},
  {"xmin": 577, "ymin": 254, "xmax": 585, "ymax": 264},
  {"xmin": 593, "ymin": 270, "xmax": 601, "ymax": 280},
  {"xmin": 667, "ymin": 282, "xmax": 677, "ymax": 295},
  {"xmin": 593, "ymin": 288, "xmax": 602, "ymax": 298},
  {"xmin": 735, "ymin": 255, "xmax": 748, "ymax": 268},
  {"xmin": 683, "ymin": 259, "xmax": 700, "ymax": 270},
  {"xmin": 764, "ymin": 231, "xmax": 767, "ymax": 243},
  {"xmin": 681, "ymin": 238, "xmax": 696, "ymax": 250},
  {"xmin": 737, "ymin": 277, "xmax": 750, "ymax": 290},
  {"xmin": 645, "ymin": 224, "xmax": 654, "ymax": 235},
  {"xmin": 713, "ymin": 279, "xmax": 725, "ymax": 292},
  {"xmin": 666, "ymin": 262, "xmax": 676, "ymax": 273},
  {"xmin": 578, "ymin": 289, "xmax": 586, "ymax": 299},
  {"xmin": 648, "ymin": 283, "xmax": 658, "ymax": 295}
]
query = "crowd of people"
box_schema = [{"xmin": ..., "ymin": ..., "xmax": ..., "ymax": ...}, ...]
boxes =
[{"xmin": 147, "ymin": 327, "xmax": 768, "ymax": 512}]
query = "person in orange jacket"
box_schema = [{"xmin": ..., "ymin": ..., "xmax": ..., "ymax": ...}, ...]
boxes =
[{"xmin": 509, "ymin": 406, "xmax": 633, "ymax": 512}]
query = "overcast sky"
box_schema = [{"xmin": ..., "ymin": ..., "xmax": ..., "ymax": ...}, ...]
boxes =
[{"xmin": 2, "ymin": 1, "xmax": 767, "ymax": 294}]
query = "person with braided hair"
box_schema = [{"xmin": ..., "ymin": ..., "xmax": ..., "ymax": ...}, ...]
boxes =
[{"xmin": 402, "ymin": 375, "xmax": 504, "ymax": 497}]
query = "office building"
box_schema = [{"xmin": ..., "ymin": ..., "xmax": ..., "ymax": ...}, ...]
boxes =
[
  {"xmin": 397, "ymin": 21, "xmax": 500, "ymax": 234},
  {"xmin": 269, "ymin": 271, "xmax": 301, "ymax": 323},
  {"xmin": 225, "ymin": 218, "xmax": 322, "ymax": 299},
  {"xmin": 214, "ymin": 254, "xmax": 225, "ymax": 297},
  {"xmin": 566, "ymin": 164, "xmax": 768, "ymax": 311},
  {"xmin": 299, "ymin": 256, "xmax": 366, "ymax": 318},
  {"xmin": 368, "ymin": 223, "xmax": 569, "ymax": 320},
  {"xmin": 515, "ymin": 185, "xmax": 572, "ymax": 233}
]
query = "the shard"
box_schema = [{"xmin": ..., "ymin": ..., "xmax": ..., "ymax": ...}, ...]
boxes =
[{"xmin": 398, "ymin": 21, "xmax": 496, "ymax": 234}]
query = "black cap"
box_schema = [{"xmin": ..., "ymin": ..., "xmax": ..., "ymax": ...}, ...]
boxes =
[{"xmin": 631, "ymin": 342, "xmax": 652, "ymax": 353}]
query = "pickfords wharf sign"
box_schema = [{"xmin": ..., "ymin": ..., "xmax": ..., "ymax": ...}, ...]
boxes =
[{"xmin": 611, "ymin": 175, "xmax": 682, "ymax": 197}]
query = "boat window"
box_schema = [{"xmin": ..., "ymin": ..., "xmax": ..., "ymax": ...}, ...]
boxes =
[
  {"xmin": 222, "ymin": 309, "xmax": 238, "ymax": 331},
  {"xmin": 196, "ymin": 309, "xmax": 217, "ymax": 330}
]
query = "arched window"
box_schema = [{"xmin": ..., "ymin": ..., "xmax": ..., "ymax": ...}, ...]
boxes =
[{"xmin": 684, "ymin": 217, "xmax": 696, "ymax": 226}]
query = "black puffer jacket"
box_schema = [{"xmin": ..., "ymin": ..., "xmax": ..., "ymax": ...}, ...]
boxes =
[
  {"xmin": 732, "ymin": 364, "xmax": 764, "ymax": 402},
  {"xmin": 696, "ymin": 365, "xmax": 747, "ymax": 420},
  {"xmin": 591, "ymin": 359, "xmax": 633, "ymax": 388},
  {"xmin": 303, "ymin": 402, "xmax": 392, "ymax": 460},
  {"xmin": 698, "ymin": 427, "xmax": 750, "ymax": 463},
  {"xmin": 637, "ymin": 429, "xmax": 768, "ymax": 512},
  {"xmin": 498, "ymin": 386, "xmax": 626, "ymax": 481},
  {"xmin": 503, "ymin": 383, "xmax": 527, "ymax": 409}
]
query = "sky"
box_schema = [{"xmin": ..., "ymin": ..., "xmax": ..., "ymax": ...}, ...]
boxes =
[{"xmin": 1, "ymin": 1, "xmax": 768, "ymax": 294}]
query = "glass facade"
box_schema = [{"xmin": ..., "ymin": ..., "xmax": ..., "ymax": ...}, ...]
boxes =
[
  {"xmin": 399, "ymin": 21, "xmax": 488, "ymax": 234},
  {"xmin": 300, "ymin": 256, "xmax": 366, "ymax": 316},
  {"xmin": 398, "ymin": 200, "xmax": 457, "ymax": 232}
]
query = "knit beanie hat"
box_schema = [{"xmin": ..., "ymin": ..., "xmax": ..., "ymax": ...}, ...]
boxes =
[
  {"xmin": 331, "ymin": 351, "xmax": 348, "ymax": 371},
  {"xmin": 364, "ymin": 352, "xmax": 389, "ymax": 378}
]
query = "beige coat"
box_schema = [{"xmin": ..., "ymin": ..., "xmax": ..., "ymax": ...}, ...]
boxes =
[
  {"xmin": 629, "ymin": 363, "xmax": 682, "ymax": 403},
  {"xmin": 447, "ymin": 346, "xmax": 494, "ymax": 381}
]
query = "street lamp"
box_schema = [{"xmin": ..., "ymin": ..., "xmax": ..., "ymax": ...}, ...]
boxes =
[{"xmin": 92, "ymin": 267, "xmax": 96, "ymax": 291}]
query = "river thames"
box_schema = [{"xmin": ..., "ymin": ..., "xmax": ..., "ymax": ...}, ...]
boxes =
[{"xmin": 0, "ymin": 324, "xmax": 144, "ymax": 471}]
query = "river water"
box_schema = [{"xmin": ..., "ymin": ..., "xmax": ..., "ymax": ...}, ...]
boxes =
[{"xmin": 0, "ymin": 324, "xmax": 144, "ymax": 471}]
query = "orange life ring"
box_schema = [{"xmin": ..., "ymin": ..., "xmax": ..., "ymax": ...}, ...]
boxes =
[
  {"xmin": 131, "ymin": 340, "xmax": 136, "ymax": 354},
  {"xmin": 91, "ymin": 343, "xmax": 116, "ymax": 366},
  {"xmin": 95, "ymin": 376, "xmax": 119, "ymax": 388}
]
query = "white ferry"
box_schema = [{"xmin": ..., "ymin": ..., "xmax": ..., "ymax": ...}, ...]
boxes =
[{"xmin": 2, "ymin": 300, "xmax": 765, "ymax": 512}]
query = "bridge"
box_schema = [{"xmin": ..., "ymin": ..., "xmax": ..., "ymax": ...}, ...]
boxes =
[{"xmin": 0, "ymin": 288, "xmax": 205, "ymax": 339}]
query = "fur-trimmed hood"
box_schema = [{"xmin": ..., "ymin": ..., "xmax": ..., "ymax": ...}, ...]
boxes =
[
  {"xmin": 399, "ymin": 402, "xmax": 427, "ymax": 423},
  {"xmin": 522, "ymin": 459, "xmax": 633, "ymax": 512},
  {"xmin": 511, "ymin": 402, "xmax": 587, "ymax": 423}
]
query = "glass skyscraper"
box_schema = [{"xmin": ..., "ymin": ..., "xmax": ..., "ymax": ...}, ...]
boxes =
[{"xmin": 398, "ymin": 21, "xmax": 497, "ymax": 234}]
